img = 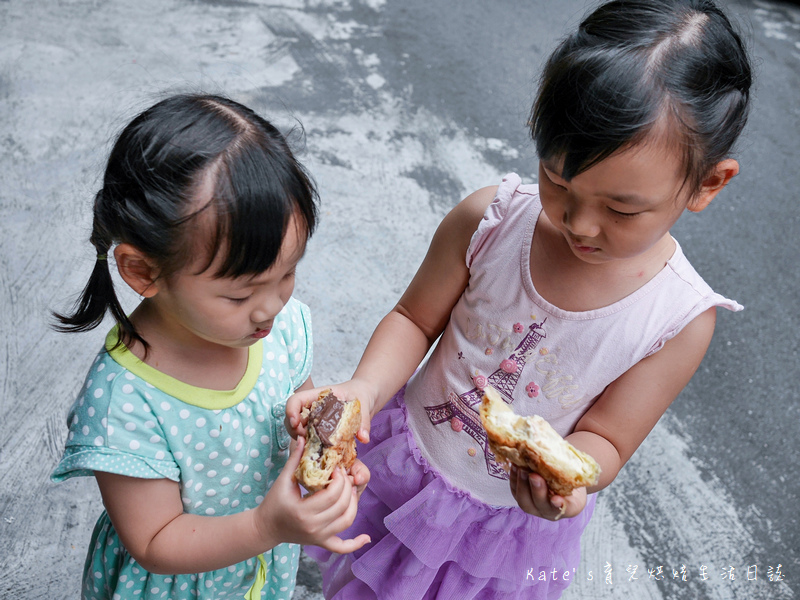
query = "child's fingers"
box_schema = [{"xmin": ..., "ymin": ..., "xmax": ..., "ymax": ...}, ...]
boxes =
[
  {"xmin": 509, "ymin": 465, "xmax": 518, "ymax": 496},
  {"xmin": 526, "ymin": 472, "xmax": 550, "ymax": 504},
  {"xmin": 300, "ymin": 468, "xmax": 361, "ymax": 542},
  {"xmin": 527, "ymin": 472, "xmax": 564, "ymax": 520},
  {"xmin": 324, "ymin": 468, "xmax": 357, "ymax": 518},
  {"xmin": 349, "ymin": 459, "xmax": 371, "ymax": 495},
  {"xmin": 318, "ymin": 484, "xmax": 362, "ymax": 542},
  {"xmin": 510, "ymin": 465, "xmax": 537, "ymax": 515},
  {"xmin": 524, "ymin": 471, "xmax": 581, "ymax": 521},
  {"xmin": 276, "ymin": 436, "xmax": 305, "ymax": 487},
  {"xmin": 511, "ymin": 465, "xmax": 566, "ymax": 520},
  {"xmin": 285, "ymin": 391, "xmax": 316, "ymax": 437},
  {"xmin": 357, "ymin": 408, "xmax": 371, "ymax": 444},
  {"xmin": 319, "ymin": 533, "xmax": 372, "ymax": 555},
  {"xmin": 301, "ymin": 466, "xmax": 350, "ymax": 514}
]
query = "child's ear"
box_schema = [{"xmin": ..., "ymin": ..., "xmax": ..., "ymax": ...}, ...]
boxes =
[
  {"xmin": 687, "ymin": 159, "xmax": 739, "ymax": 213},
  {"xmin": 114, "ymin": 244, "xmax": 160, "ymax": 298}
]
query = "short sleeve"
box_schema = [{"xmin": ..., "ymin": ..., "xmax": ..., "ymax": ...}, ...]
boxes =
[
  {"xmin": 466, "ymin": 173, "xmax": 522, "ymax": 267},
  {"xmin": 51, "ymin": 355, "xmax": 180, "ymax": 483},
  {"xmin": 278, "ymin": 297, "xmax": 313, "ymax": 391}
]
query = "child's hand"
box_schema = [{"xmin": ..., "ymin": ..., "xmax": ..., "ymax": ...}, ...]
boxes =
[
  {"xmin": 509, "ymin": 465, "xmax": 587, "ymax": 521},
  {"xmin": 285, "ymin": 382, "xmax": 374, "ymax": 444},
  {"xmin": 255, "ymin": 436, "xmax": 371, "ymax": 554},
  {"xmin": 348, "ymin": 457, "xmax": 371, "ymax": 497}
]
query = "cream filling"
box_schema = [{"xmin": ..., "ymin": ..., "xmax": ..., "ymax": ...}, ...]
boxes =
[{"xmin": 484, "ymin": 388, "xmax": 597, "ymax": 479}]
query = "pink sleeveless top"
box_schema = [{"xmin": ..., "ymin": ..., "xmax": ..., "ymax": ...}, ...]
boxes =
[{"xmin": 403, "ymin": 173, "xmax": 742, "ymax": 506}]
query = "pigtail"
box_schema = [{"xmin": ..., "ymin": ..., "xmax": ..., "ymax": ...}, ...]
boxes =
[{"xmin": 52, "ymin": 190, "xmax": 146, "ymax": 351}]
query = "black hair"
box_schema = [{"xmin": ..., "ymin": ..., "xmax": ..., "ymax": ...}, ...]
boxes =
[
  {"xmin": 530, "ymin": 0, "xmax": 752, "ymax": 194},
  {"xmin": 53, "ymin": 94, "xmax": 318, "ymax": 350}
]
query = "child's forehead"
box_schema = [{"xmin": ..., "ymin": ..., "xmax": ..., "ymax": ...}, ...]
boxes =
[
  {"xmin": 544, "ymin": 137, "xmax": 692, "ymax": 206},
  {"xmin": 548, "ymin": 117, "xmax": 688, "ymax": 180},
  {"xmin": 187, "ymin": 210, "xmax": 308, "ymax": 282},
  {"xmin": 170, "ymin": 151, "xmax": 317, "ymax": 281}
]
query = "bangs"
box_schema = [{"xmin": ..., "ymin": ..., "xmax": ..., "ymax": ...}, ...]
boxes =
[
  {"xmin": 531, "ymin": 47, "xmax": 661, "ymax": 182},
  {"xmin": 195, "ymin": 135, "xmax": 317, "ymax": 279}
]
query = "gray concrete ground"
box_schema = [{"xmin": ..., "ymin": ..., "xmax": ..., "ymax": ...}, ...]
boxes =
[{"xmin": 1, "ymin": 0, "xmax": 798, "ymax": 598}]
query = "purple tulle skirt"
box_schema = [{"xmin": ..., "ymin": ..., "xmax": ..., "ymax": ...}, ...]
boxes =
[{"xmin": 305, "ymin": 388, "xmax": 596, "ymax": 599}]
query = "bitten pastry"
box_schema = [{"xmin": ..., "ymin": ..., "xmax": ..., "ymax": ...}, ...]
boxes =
[
  {"xmin": 294, "ymin": 390, "xmax": 361, "ymax": 492},
  {"xmin": 479, "ymin": 386, "xmax": 600, "ymax": 496}
]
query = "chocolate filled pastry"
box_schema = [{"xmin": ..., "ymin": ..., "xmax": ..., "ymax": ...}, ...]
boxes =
[
  {"xmin": 479, "ymin": 386, "xmax": 600, "ymax": 496},
  {"xmin": 294, "ymin": 390, "xmax": 361, "ymax": 492}
]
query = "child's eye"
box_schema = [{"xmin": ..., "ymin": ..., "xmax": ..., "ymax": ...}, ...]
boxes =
[
  {"xmin": 226, "ymin": 296, "xmax": 250, "ymax": 304},
  {"xmin": 283, "ymin": 270, "xmax": 297, "ymax": 281},
  {"xmin": 609, "ymin": 208, "xmax": 641, "ymax": 218}
]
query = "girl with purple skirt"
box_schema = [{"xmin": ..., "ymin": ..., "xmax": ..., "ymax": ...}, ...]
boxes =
[{"xmin": 288, "ymin": 1, "xmax": 753, "ymax": 597}]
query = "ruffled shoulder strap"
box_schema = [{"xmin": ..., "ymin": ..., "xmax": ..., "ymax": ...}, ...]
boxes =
[
  {"xmin": 645, "ymin": 240, "xmax": 743, "ymax": 357},
  {"xmin": 466, "ymin": 173, "xmax": 531, "ymax": 267}
]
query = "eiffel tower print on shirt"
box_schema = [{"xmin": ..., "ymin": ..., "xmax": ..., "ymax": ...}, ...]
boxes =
[{"xmin": 425, "ymin": 319, "xmax": 547, "ymax": 478}]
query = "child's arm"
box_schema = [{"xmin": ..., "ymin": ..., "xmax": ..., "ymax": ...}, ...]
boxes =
[
  {"xmin": 286, "ymin": 186, "xmax": 498, "ymax": 439},
  {"xmin": 512, "ymin": 307, "xmax": 718, "ymax": 520},
  {"xmin": 94, "ymin": 435, "xmax": 369, "ymax": 575}
]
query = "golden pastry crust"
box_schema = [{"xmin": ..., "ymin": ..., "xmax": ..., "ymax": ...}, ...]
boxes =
[
  {"xmin": 479, "ymin": 386, "xmax": 600, "ymax": 496},
  {"xmin": 294, "ymin": 390, "xmax": 361, "ymax": 492}
]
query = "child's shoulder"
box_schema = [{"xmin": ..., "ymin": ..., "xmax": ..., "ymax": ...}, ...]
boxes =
[
  {"xmin": 272, "ymin": 297, "xmax": 311, "ymax": 339},
  {"xmin": 450, "ymin": 174, "xmax": 538, "ymax": 235},
  {"xmin": 82, "ymin": 345, "xmax": 136, "ymax": 403},
  {"xmin": 265, "ymin": 297, "xmax": 313, "ymax": 387},
  {"xmin": 461, "ymin": 174, "xmax": 540, "ymax": 262}
]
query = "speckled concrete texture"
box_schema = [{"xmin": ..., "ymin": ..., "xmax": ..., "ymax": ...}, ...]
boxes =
[{"xmin": 1, "ymin": 0, "xmax": 797, "ymax": 598}]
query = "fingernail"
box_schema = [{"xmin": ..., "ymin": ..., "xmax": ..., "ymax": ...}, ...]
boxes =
[{"xmin": 531, "ymin": 476, "xmax": 543, "ymax": 488}]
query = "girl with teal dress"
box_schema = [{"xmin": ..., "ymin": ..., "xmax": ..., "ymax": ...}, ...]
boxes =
[{"xmin": 51, "ymin": 94, "xmax": 370, "ymax": 599}]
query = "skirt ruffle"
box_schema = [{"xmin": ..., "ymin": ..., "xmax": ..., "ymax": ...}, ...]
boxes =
[{"xmin": 305, "ymin": 388, "xmax": 595, "ymax": 599}]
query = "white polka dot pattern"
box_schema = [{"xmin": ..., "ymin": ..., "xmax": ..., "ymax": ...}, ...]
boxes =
[{"xmin": 52, "ymin": 298, "xmax": 312, "ymax": 599}]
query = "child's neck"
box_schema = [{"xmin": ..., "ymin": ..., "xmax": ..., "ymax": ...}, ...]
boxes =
[
  {"xmin": 126, "ymin": 302, "xmax": 250, "ymax": 391},
  {"xmin": 530, "ymin": 218, "xmax": 676, "ymax": 313}
]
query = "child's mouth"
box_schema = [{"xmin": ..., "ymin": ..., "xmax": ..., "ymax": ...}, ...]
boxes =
[
  {"xmin": 566, "ymin": 234, "xmax": 599, "ymax": 254},
  {"xmin": 569, "ymin": 238, "xmax": 599, "ymax": 254},
  {"xmin": 251, "ymin": 328, "xmax": 271, "ymax": 339}
]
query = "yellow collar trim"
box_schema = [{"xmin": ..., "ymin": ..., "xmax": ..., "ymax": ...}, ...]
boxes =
[{"xmin": 105, "ymin": 327, "xmax": 262, "ymax": 410}]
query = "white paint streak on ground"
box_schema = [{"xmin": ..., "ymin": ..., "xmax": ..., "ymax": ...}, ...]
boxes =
[
  {"xmin": 362, "ymin": 0, "xmax": 387, "ymax": 11},
  {"xmin": 572, "ymin": 416, "xmax": 795, "ymax": 599},
  {"xmin": 365, "ymin": 72, "xmax": 386, "ymax": 88},
  {"xmin": 293, "ymin": 104, "xmax": 507, "ymax": 382},
  {"xmin": 482, "ymin": 137, "xmax": 521, "ymax": 159},
  {"xmin": 753, "ymin": 2, "xmax": 800, "ymax": 50},
  {"xmin": 565, "ymin": 499, "xmax": 662, "ymax": 599}
]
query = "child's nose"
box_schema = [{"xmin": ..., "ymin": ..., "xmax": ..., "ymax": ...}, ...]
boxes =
[
  {"xmin": 562, "ymin": 205, "xmax": 599, "ymax": 238},
  {"xmin": 252, "ymin": 295, "xmax": 284, "ymax": 324}
]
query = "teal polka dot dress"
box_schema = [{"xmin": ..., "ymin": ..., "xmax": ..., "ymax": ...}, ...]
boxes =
[{"xmin": 52, "ymin": 298, "xmax": 313, "ymax": 600}]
